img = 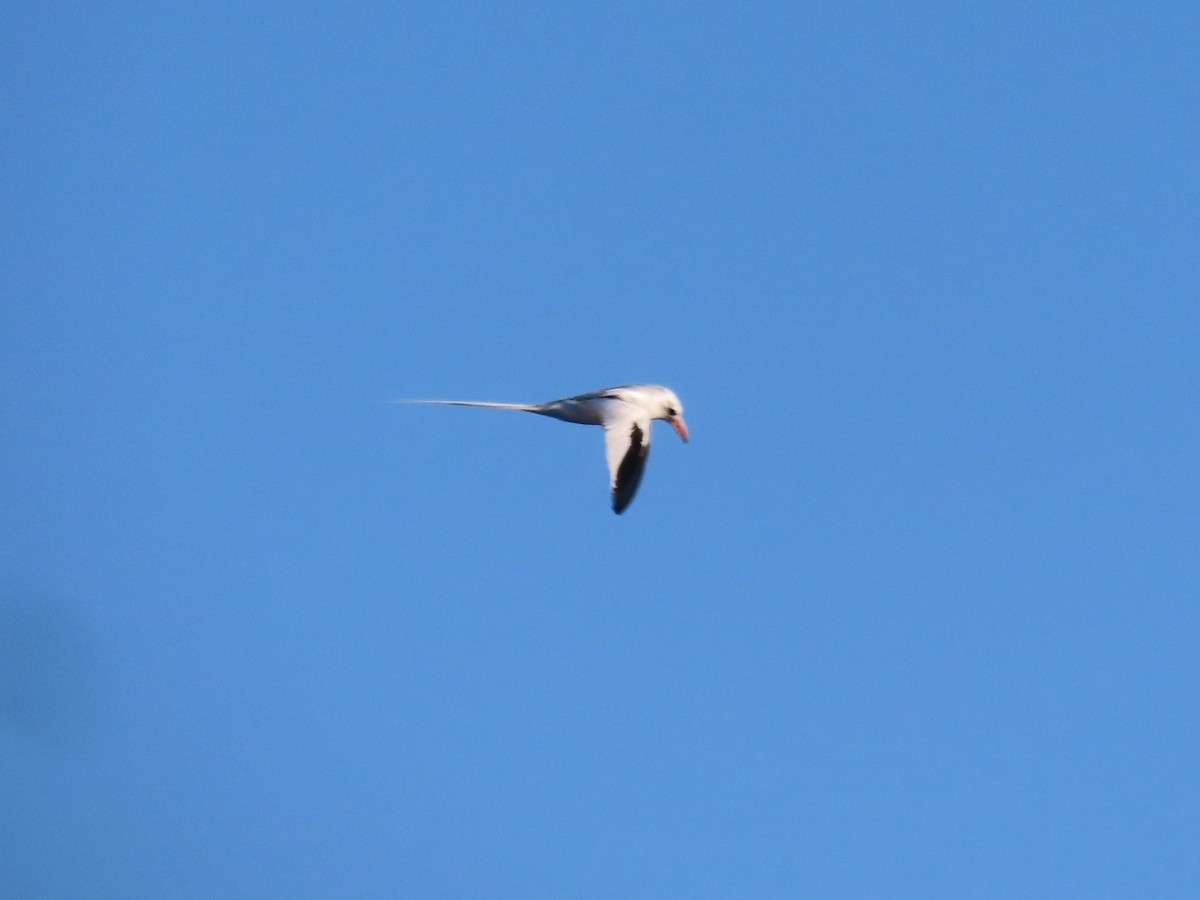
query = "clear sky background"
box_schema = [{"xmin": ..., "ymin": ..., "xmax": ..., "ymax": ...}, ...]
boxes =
[{"xmin": 3, "ymin": 2, "xmax": 1198, "ymax": 897}]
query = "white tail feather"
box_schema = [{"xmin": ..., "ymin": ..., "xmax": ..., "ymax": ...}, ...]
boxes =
[{"xmin": 390, "ymin": 399, "xmax": 538, "ymax": 412}]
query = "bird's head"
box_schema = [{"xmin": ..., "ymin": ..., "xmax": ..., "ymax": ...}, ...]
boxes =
[{"xmin": 656, "ymin": 388, "xmax": 689, "ymax": 443}]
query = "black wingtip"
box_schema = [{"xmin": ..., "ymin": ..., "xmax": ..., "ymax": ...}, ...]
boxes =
[{"xmin": 610, "ymin": 422, "xmax": 646, "ymax": 515}]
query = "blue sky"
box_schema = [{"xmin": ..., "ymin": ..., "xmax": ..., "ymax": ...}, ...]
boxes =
[{"xmin": 3, "ymin": 2, "xmax": 1198, "ymax": 896}]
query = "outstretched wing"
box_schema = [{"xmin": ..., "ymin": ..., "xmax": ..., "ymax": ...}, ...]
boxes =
[{"xmin": 603, "ymin": 405, "xmax": 652, "ymax": 514}]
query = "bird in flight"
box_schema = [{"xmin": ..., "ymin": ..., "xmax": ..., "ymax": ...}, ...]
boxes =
[{"xmin": 397, "ymin": 384, "xmax": 689, "ymax": 514}]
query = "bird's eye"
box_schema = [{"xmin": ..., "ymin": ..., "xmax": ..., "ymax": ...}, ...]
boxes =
[{"xmin": 666, "ymin": 407, "xmax": 677, "ymax": 417}]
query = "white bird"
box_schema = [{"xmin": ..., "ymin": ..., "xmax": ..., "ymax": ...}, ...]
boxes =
[{"xmin": 397, "ymin": 384, "xmax": 689, "ymax": 514}]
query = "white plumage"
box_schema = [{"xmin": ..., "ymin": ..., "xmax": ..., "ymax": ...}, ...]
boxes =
[{"xmin": 397, "ymin": 384, "xmax": 689, "ymax": 514}]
